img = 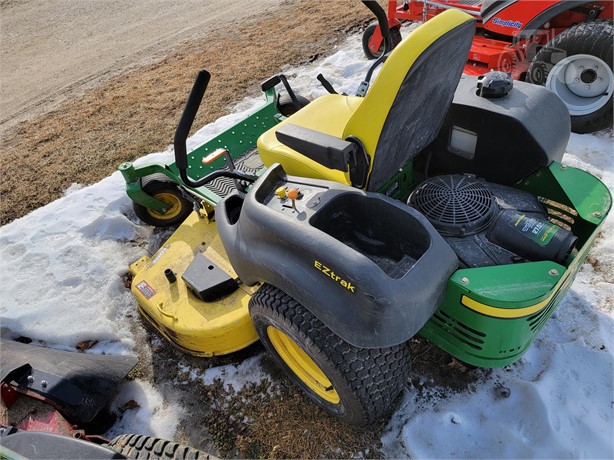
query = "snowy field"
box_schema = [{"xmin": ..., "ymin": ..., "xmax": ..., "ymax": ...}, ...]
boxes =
[{"xmin": 1, "ymin": 25, "xmax": 613, "ymax": 458}]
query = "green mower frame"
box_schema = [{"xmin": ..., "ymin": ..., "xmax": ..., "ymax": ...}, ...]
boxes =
[
  {"xmin": 119, "ymin": 1, "xmax": 611, "ymax": 425},
  {"xmin": 119, "ymin": 74, "xmax": 309, "ymax": 227}
]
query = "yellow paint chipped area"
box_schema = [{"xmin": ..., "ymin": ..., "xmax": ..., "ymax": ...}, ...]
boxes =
[{"xmin": 130, "ymin": 211, "xmax": 258, "ymax": 356}]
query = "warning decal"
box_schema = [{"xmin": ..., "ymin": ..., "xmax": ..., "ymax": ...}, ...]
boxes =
[{"xmin": 136, "ymin": 280, "xmax": 156, "ymax": 299}]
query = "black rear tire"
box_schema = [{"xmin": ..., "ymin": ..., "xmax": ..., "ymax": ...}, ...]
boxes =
[
  {"xmin": 108, "ymin": 434, "xmax": 213, "ymax": 459},
  {"xmin": 362, "ymin": 23, "xmax": 402, "ymax": 60},
  {"xmin": 248, "ymin": 284, "xmax": 412, "ymax": 426},
  {"xmin": 527, "ymin": 20, "xmax": 613, "ymax": 133},
  {"xmin": 133, "ymin": 178, "xmax": 192, "ymax": 227}
]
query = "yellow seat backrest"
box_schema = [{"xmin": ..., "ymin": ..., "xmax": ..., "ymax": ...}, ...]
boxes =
[{"xmin": 257, "ymin": 9, "xmax": 475, "ymax": 190}]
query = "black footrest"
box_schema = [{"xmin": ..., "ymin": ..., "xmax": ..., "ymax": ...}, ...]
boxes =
[{"xmin": 182, "ymin": 253, "xmax": 238, "ymax": 302}]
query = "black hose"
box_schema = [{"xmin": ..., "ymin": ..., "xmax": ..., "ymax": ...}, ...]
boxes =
[{"xmin": 178, "ymin": 168, "xmax": 257, "ymax": 189}]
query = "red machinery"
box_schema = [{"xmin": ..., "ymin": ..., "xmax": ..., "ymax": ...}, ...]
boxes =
[{"xmin": 363, "ymin": 0, "xmax": 613, "ymax": 133}]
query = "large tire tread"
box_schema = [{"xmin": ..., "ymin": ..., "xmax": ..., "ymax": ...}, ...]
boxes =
[
  {"xmin": 108, "ymin": 434, "xmax": 214, "ymax": 460},
  {"xmin": 249, "ymin": 284, "xmax": 411, "ymax": 426},
  {"xmin": 527, "ymin": 20, "xmax": 613, "ymax": 133}
]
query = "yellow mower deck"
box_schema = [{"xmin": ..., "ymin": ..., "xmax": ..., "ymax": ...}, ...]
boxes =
[{"xmin": 129, "ymin": 212, "xmax": 259, "ymax": 356}]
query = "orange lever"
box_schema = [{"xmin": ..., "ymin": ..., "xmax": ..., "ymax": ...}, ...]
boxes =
[
  {"xmin": 202, "ymin": 148, "xmax": 228, "ymax": 165},
  {"xmin": 287, "ymin": 188, "xmax": 299, "ymax": 200}
]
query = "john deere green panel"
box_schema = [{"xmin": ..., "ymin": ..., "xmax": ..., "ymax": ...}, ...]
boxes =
[
  {"xmin": 516, "ymin": 163, "xmax": 611, "ymax": 245},
  {"xmin": 176, "ymin": 100, "xmax": 280, "ymax": 181},
  {"xmin": 375, "ymin": 161, "xmax": 414, "ymax": 200},
  {"xmin": 420, "ymin": 262, "xmax": 560, "ymax": 367},
  {"xmin": 120, "ymin": 95, "xmax": 280, "ymax": 208},
  {"xmin": 421, "ymin": 163, "xmax": 611, "ymax": 368}
]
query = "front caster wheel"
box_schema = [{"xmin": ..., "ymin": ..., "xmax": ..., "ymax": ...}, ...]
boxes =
[
  {"xmin": 249, "ymin": 284, "xmax": 412, "ymax": 426},
  {"xmin": 133, "ymin": 177, "xmax": 192, "ymax": 227}
]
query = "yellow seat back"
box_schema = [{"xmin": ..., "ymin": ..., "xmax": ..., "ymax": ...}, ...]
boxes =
[{"xmin": 257, "ymin": 9, "xmax": 475, "ymax": 190}]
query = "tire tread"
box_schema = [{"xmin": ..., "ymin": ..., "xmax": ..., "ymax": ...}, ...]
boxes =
[
  {"xmin": 108, "ymin": 434, "xmax": 213, "ymax": 460},
  {"xmin": 249, "ymin": 284, "xmax": 411, "ymax": 426}
]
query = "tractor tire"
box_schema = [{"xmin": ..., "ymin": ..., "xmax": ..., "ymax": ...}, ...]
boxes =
[
  {"xmin": 107, "ymin": 434, "xmax": 214, "ymax": 459},
  {"xmin": 276, "ymin": 94, "xmax": 310, "ymax": 117},
  {"xmin": 248, "ymin": 284, "xmax": 412, "ymax": 426},
  {"xmin": 133, "ymin": 176, "xmax": 192, "ymax": 227},
  {"xmin": 362, "ymin": 23, "xmax": 402, "ymax": 60},
  {"xmin": 526, "ymin": 20, "xmax": 613, "ymax": 133}
]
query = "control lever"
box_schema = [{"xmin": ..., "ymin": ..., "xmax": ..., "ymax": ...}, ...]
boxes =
[
  {"xmin": 287, "ymin": 188, "xmax": 300, "ymax": 213},
  {"xmin": 317, "ymin": 74, "xmax": 338, "ymax": 94}
]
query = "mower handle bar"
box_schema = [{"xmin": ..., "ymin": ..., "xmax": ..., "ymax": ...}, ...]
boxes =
[
  {"xmin": 173, "ymin": 69, "xmax": 257, "ymax": 188},
  {"xmin": 174, "ymin": 69, "xmax": 210, "ymax": 174}
]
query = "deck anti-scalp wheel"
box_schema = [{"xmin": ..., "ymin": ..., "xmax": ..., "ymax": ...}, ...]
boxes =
[
  {"xmin": 133, "ymin": 175, "xmax": 192, "ymax": 227},
  {"xmin": 527, "ymin": 20, "xmax": 613, "ymax": 133},
  {"xmin": 249, "ymin": 283, "xmax": 412, "ymax": 425}
]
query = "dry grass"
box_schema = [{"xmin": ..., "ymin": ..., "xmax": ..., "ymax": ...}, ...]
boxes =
[
  {"xmin": 0, "ymin": 0, "xmax": 372, "ymax": 225},
  {"xmin": 194, "ymin": 359, "xmax": 387, "ymax": 459}
]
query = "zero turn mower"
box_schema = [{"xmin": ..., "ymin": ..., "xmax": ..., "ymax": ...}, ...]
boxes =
[{"xmin": 119, "ymin": 1, "xmax": 611, "ymax": 425}]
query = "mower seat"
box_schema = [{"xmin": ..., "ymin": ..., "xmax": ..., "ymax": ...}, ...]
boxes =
[{"xmin": 257, "ymin": 9, "xmax": 475, "ymax": 192}]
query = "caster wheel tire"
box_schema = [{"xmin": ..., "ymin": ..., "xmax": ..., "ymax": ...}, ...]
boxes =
[
  {"xmin": 133, "ymin": 176, "xmax": 192, "ymax": 227},
  {"xmin": 108, "ymin": 434, "xmax": 213, "ymax": 459}
]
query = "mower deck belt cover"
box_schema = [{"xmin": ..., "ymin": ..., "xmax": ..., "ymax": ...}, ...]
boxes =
[
  {"xmin": 128, "ymin": 212, "xmax": 259, "ymax": 357},
  {"xmin": 217, "ymin": 164, "xmax": 459, "ymax": 348}
]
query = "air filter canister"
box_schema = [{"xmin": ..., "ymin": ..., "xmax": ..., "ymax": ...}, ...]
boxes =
[{"xmin": 487, "ymin": 210, "xmax": 577, "ymax": 264}]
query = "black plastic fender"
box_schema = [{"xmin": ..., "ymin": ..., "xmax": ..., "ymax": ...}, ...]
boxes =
[
  {"xmin": 1, "ymin": 339, "xmax": 137, "ymax": 425},
  {"xmin": 0, "ymin": 428, "xmax": 127, "ymax": 459},
  {"xmin": 217, "ymin": 165, "xmax": 458, "ymax": 348}
]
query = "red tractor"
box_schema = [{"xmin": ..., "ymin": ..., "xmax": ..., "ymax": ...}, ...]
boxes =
[{"xmin": 362, "ymin": 0, "xmax": 613, "ymax": 133}]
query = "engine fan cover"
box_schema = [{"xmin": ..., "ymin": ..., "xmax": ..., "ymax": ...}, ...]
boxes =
[{"xmin": 409, "ymin": 174, "xmax": 497, "ymax": 237}]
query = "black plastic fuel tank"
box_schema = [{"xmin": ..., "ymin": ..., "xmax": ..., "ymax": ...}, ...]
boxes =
[{"xmin": 418, "ymin": 74, "xmax": 570, "ymax": 185}]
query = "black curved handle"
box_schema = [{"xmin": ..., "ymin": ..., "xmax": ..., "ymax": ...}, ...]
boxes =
[
  {"xmin": 361, "ymin": 0, "xmax": 392, "ymax": 55},
  {"xmin": 173, "ymin": 69, "xmax": 258, "ymax": 189},
  {"xmin": 174, "ymin": 70, "xmax": 211, "ymax": 172},
  {"xmin": 357, "ymin": 1, "xmax": 394, "ymax": 96}
]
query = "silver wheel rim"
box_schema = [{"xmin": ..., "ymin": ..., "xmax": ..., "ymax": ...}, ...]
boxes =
[{"xmin": 545, "ymin": 54, "xmax": 613, "ymax": 116}]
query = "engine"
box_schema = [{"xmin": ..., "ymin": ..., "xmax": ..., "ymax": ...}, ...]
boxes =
[{"xmin": 408, "ymin": 174, "xmax": 577, "ymax": 268}]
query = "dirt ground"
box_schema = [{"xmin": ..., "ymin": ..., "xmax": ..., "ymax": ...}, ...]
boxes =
[
  {"xmin": 0, "ymin": 0, "xmax": 285, "ymax": 134},
  {"xmin": 0, "ymin": 0, "xmax": 373, "ymax": 225}
]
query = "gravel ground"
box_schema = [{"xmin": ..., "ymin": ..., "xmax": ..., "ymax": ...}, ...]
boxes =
[{"xmin": 0, "ymin": 0, "xmax": 284, "ymax": 135}]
